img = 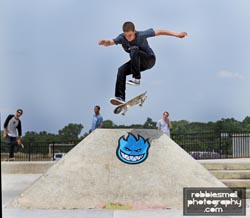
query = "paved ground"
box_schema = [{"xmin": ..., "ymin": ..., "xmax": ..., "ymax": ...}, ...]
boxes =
[
  {"xmin": 2, "ymin": 173, "xmax": 250, "ymax": 218},
  {"xmin": 10, "ymin": 130, "xmax": 224, "ymax": 210},
  {"xmin": 198, "ymin": 158, "xmax": 250, "ymax": 163}
]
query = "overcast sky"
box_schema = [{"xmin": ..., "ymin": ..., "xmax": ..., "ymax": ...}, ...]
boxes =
[{"xmin": 1, "ymin": 0, "xmax": 250, "ymax": 134}]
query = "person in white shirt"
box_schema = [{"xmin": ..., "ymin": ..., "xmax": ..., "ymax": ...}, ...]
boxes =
[
  {"xmin": 3, "ymin": 109, "xmax": 23, "ymax": 160},
  {"xmin": 157, "ymin": 111, "xmax": 172, "ymax": 137}
]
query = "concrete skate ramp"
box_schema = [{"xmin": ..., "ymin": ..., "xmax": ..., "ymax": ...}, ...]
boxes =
[{"xmin": 10, "ymin": 129, "xmax": 225, "ymax": 209}]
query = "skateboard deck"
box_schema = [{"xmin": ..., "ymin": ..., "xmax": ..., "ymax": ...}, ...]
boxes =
[
  {"xmin": 4, "ymin": 158, "xmax": 15, "ymax": 161},
  {"xmin": 114, "ymin": 91, "xmax": 147, "ymax": 115}
]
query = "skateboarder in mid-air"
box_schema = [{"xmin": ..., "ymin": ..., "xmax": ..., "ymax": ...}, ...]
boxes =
[{"xmin": 98, "ymin": 21, "xmax": 187, "ymax": 105}]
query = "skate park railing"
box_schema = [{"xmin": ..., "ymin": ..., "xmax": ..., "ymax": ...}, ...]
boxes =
[
  {"xmin": 171, "ymin": 131, "xmax": 250, "ymax": 159},
  {"xmin": 1, "ymin": 140, "xmax": 80, "ymax": 161},
  {"xmin": 1, "ymin": 132, "xmax": 250, "ymax": 161}
]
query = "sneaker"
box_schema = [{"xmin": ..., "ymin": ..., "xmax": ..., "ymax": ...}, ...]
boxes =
[
  {"xmin": 110, "ymin": 97, "xmax": 125, "ymax": 106},
  {"xmin": 126, "ymin": 78, "xmax": 140, "ymax": 86}
]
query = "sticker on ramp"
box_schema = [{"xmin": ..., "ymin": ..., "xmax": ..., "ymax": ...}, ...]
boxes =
[{"xmin": 116, "ymin": 133, "xmax": 150, "ymax": 164}]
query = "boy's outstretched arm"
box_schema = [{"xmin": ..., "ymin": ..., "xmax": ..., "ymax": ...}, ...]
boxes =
[
  {"xmin": 155, "ymin": 30, "xmax": 187, "ymax": 38},
  {"xmin": 98, "ymin": 39, "xmax": 115, "ymax": 46}
]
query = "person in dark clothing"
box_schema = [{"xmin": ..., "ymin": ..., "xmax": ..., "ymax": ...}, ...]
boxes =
[
  {"xmin": 3, "ymin": 109, "xmax": 23, "ymax": 160},
  {"xmin": 99, "ymin": 21, "xmax": 187, "ymax": 104}
]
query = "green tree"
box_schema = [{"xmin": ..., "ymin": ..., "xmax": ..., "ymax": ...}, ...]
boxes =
[
  {"xmin": 143, "ymin": 117, "xmax": 156, "ymax": 129},
  {"xmin": 243, "ymin": 116, "xmax": 250, "ymax": 131},
  {"xmin": 58, "ymin": 123, "xmax": 83, "ymax": 141},
  {"xmin": 215, "ymin": 118, "xmax": 243, "ymax": 132},
  {"xmin": 22, "ymin": 131, "xmax": 58, "ymax": 144},
  {"xmin": 103, "ymin": 120, "xmax": 117, "ymax": 128},
  {"xmin": 171, "ymin": 120, "xmax": 189, "ymax": 134},
  {"xmin": 22, "ymin": 131, "xmax": 38, "ymax": 143}
]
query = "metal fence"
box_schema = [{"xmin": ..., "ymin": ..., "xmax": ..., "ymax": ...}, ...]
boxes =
[
  {"xmin": 171, "ymin": 132, "xmax": 250, "ymax": 159},
  {"xmin": 1, "ymin": 132, "xmax": 250, "ymax": 161},
  {"xmin": 232, "ymin": 133, "xmax": 250, "ymax": 158},
  {"xmin": 1, "ymin": 140, "xmax": 80, "ymax": 161}
]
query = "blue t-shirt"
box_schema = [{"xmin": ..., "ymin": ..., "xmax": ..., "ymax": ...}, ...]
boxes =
[
  {"xmin": 91, "ymin": 114, "xmax": 103, "ymax": 131},
  {"xmin": 113, "ymin": 28, "xmax": 156, "ymax": 56}
]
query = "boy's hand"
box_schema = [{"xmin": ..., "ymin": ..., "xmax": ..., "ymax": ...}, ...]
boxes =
[
  {"xmin": 98, "ymin": 39, "xmax": 115, "ymax": 46},
  {"xmin": 98, "ymin": 40, "xmax": 106, "ymax": 45},
  {"xmin": 3, "ymin": 130, "xmax": 7, "ymax": 139},
  {"xmin": 17, "ymin": 138, "xmax": 22, "ymax": 145},
  {"xmin": 177, "ymin": 32, "xmax": 187, "ymax": 38}
]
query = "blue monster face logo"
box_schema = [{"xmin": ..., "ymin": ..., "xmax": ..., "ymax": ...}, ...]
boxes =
[{"xmin": 116, "ymin": 133, "xmax": 150, "ymax": 164}]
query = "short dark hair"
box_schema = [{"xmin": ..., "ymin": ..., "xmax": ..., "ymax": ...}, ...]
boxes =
[
  {"xmin": 122, "ymin": 21, "xmax": 135, "ymax": 32},
  {"xmin": 95, "ymin": 105, "xmax": 100, "ymax": 110},
  {"xmin": 163, "ymin": 111, "xmax": 169, "ymax": 116},
  {"xmin": 17, "ymin": 109, "xmax": 23, "ymax": 114}
]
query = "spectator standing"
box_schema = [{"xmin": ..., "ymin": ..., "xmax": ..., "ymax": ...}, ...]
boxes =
[
  {"xmin": 3, "ymin": 109, "xmax": 23, "ymax": 160},
  {"xmin": 157, "ymin": 111, "xmax": 172, "ymax": 137},
  {"xmin": 90, "ymin": 106, "xmax": 103, "ymax": 132}
]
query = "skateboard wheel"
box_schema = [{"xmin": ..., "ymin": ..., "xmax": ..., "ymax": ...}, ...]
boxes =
[{"xmin": 114, "ymin": 107, "xmax": 122, "ymax": 114}]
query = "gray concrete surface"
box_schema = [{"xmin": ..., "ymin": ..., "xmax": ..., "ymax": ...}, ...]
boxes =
[
  {"xmin": 199, "ymin": 158, "xmax": 250, "ymax": 170},
  {"xmin": 2, "ymin": 163, "xmax": 250, "ymax": 217},
  {"xmin": 9, "ymin": 129, "xmax": 224, "ymax": 209},
  {"xmin": 2, "ymin": 173, "xmax": 250, "ymax": 218},
  {"xmin": 2, "ymin": 174, "xmax": 42, "ymax": 207},
  {"xmin": 1, "ymin": 162, "xmax": 54, "ymax": 174},
  {"xmin": 199, "ymin": 158, "xmax": 250, "ymax": 163},
  {"xmin": 2, "ymin": 132, "xmax": 250, "ymax": 217}
]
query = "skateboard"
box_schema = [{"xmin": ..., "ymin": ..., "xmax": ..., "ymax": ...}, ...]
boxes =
[
  {"xmin": 113, "ymin": 91, "xmax": 147, "ymax": 115},
  {"xmin": 4, "ymin": 158, "xmax": 15, "ymax": 161}
]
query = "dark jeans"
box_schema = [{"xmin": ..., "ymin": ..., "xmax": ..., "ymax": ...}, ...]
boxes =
[
  {"xmin": 6, "ymin": 136, "xmax": 17, "ymax": 158},
  {"xmin": 115, "ymin": 46, "xmax": 156, "ymax": 101}
]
